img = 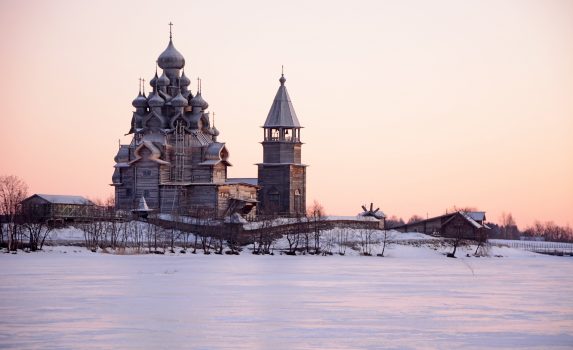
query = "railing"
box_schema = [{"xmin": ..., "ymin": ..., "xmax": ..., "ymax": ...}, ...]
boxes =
[
  {"xmin": 492, "ymin": 240, "xmax": 573, "ymax": 256},
  {"xmin": 146, "ymin": 216, "xmax": 381, "ymax": 242}
]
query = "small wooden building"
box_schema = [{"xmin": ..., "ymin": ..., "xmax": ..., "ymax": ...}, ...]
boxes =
[
  {"xmin": 20, "ymin": 194, "xmax": 95, "ymax": 223},
  {"xmin": 392, "ymin": 211, "xmax": 489, "ymax": 240}
]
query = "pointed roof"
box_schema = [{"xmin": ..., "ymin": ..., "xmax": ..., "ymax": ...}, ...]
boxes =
[
  {"xmin": 263, "ymin": 74, "xmax": 301, "ymax": 128},
  {"xmin": 137, "ymin": 196, "xmax": 151, "ymax": 211}
]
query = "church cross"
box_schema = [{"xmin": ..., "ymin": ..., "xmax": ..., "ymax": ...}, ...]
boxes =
[{"xmin": 169, "ymin": 22, "xmax": 173, "ymax": 39}]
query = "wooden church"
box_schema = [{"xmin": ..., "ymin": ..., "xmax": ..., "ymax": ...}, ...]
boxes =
[{"xmin": 112, "ymin": 27, "xmax": 306, "ymax": 218}]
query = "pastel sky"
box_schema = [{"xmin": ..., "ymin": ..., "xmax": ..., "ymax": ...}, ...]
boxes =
[{"xmin": 0, "ymin": 0, "xmax": 571, "ymax": 227}]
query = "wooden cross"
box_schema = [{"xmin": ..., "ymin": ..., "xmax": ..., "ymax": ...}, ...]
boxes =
[{"xmin": 169, "ymin": 22, "xmax": 173, "ymax": 39}]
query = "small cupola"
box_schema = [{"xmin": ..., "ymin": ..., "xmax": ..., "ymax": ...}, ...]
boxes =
[
  {"xmin": 171, "ymin": 91, "xmax": 188, "ymax": 107},
  {"xmin": 157, "ymin": 72, "xmax": 170, "ymax": 86},
  {"xmin": 148, "ymin": 91, "xmax": 165, "ymax": 107},
  {"xmin": 180, "ymin": 70, "xmax": 191, "ymax": 88}
]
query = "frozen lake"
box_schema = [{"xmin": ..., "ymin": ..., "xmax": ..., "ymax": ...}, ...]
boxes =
[{"xmin": 1, "ymin": 249, "xmax": 572, "ymax": 349}]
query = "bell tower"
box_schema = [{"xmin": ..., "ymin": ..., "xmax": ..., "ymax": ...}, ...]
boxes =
[{"xmin": 257, "ymin": 72, "xmax": 306, "ymax": 216}]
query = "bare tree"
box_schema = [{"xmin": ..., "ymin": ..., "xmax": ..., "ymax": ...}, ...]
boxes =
[
  {"xmin": 407, "ymin": 215, "xmax": 424, "ymax": 224},
  {"xmin": 79, "ymin": 220, "xmax": 106, "ymax": 252},
  {"xmin": 359, "ymin": 228, "xmax": 375, "ymax": 256},
  {"xmin": 336, "ymin": 227, "xmax": 349, "ymax": 255},
  {"xmin": 0, "ymin": 175, "xmax": 28, "ymax": 251},
  {"xmin": 499, "ymin": 212, "xmax": 519, "ymax": 240},
  {"xmin": 322, "ymin": 229, "xmax": 335, "ymax": 256},
  {"xmin": 385, "ymin": 215, "xmax": 405, "ymax": 229},
  {"xmin": 446, "ymin": 205, "xmax": 477, "ymax": 214},
  {"xmin": 377, "ymin": 230, "xmax": 392, "ymax": 257},
  {"xmin": 308, "ymin": 200, "xmax": 326, "ymax": 254},
  {"xmin": 284, "ymin": 213, "xmax": 305, "ymax": 255},
  {"xmin": 523, "ymin": 221, "xmax": 573, "ymax": 243},
  {"xmin": 447, "ymin": 223, "xmax": 464, "ymax": 258},
  {"xmin": 19, "ymin": 211, "xmax": 52, "ymax": 251},
  {"xmin": 474, "ymin": 228, "xmax": 489, "ymax": 256}
]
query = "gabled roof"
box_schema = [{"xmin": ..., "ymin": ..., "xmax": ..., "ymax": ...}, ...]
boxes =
[
  {"xmin": 466, "ymin": 211, "xmax": 486, "ymax": 222},
  {"xmin": 199, "ymin": 142, "xmax": 231, "ymax": 166},
  {"xmin": 263, "ymin": 75, "xmax": 301, "ymax": 128},
  {"xmin": 24, "ymin": 194, "xmax": 95, "ymax": 206},
  {"xmin": 390, "ymin": 210, "xmax": 489, "ymax": 231},
  {"xmin": 442, "ymin": 212, "xmax": 487, "ymax": 230},
  {"xmin": 129, "ymin": 140, "xmax": 170, "ymax": 165}
]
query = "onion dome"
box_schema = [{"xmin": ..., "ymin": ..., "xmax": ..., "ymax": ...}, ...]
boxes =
[
  {"xmin": 149, "ymin": 72, "xmax": 158, "ymax": 88},
  {"xmin": 180, "ymin": 71, "xmax": 191, "ymax": 87},
  {"xmin": 210, "ymin": 126, "xmax": 220, "ymax": 137},
  {"xmin": 157, "ymin": 72, "xmax": 170, "ymax": 86},
  {"xmin": 190, "ymin": 92, "xmax": 208, "ymax": 110},
  {"xmin": 171, "ymin": 91, "xmax": 188, "ymax": 107},
  {"xmin": 157, "ymin": 39, "xmax": 185, "ymax": 70},
  {"xmin": 148, "ymin": 92, "xmax": 165, "ymax": 107},
  {"xmin": 279, "ymin": 73, "xmax": 286, "ymax": 85},
  {"xmin": 132, "ymin": 92, "xmax": 148, "ymax": 108}
]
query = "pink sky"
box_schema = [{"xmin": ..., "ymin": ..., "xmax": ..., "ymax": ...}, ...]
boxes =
[{"xmin": 0, "ymin": 0, "xmax": 571, "ymax": 228}]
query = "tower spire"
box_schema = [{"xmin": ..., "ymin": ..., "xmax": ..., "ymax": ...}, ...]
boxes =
[
  {"xmin": 169, "ymin": 22, "xmax": 173, "ymax": 40},
  {"xmin": 138, "ymin": 78, "xmax": 142, "ymax": 94},
  {"xmin": 279, "ymin": 65, "xmax": 286, "ymax": 86}
]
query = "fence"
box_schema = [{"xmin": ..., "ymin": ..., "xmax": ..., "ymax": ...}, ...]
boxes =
[{"xmin": 494, "ymin": 240, "xmax": 573, "ymax": 256}]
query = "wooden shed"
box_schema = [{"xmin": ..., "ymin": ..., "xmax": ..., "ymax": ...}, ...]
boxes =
[
  {"xmin": 20, "ymin": 194, "xmax": 96, "ymax": 223},
  {"xmin": 392, "ymin": 211, "xmax": 489, "ymax": 240}
]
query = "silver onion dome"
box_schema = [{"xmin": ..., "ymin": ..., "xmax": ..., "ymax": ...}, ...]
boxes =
[
  {"xmin": 132, "ymin": 92, "xmax": 148, "ymax": 108},
  {"xmin": 190, "ymin": 92, "xmax": 208, "ymax": 110},
  {"xmin": 148, "ymin": 92, "xmax": 165, "ymax": 107},
  {"xmin": 171, "ymin": 91, "xmax": 188, "ymax": 107},
  {"xmin": 180, "ymin": 71, "xmax": 191, "ymax": 87},
  {"xmin": 149, "ymin": 72, "xmax": 158, "ymax": 88},
  {"xmin": 157, "ymin": 39, "xmax": 185, "ymax": 70},
  {"xmin": 157, "ymin": 72, "xmax": 170, "ymax": 86}
]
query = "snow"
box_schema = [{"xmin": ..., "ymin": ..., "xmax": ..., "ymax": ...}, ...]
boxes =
[
  {"xmin": 28, "ymin": 194, "xmax": 94, "ymax": 205},
  {"xmin": 1, "ymin": 235, "xmax": 572, "ymax": 349},
  {"xmin": 48, "ymin": 226, "xmax": 85, "ymax": 241}
]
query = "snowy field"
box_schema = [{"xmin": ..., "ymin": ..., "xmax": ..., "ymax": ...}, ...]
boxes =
[{"xmin": 1, "ymin": 243, "xmax": 573, "ymax": 349}]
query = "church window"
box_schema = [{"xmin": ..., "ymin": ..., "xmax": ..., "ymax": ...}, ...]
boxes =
[
  {"xmin": 142, "ymin": 169, "xmax": 152, "ymax": 177},
  {"xmin": 268, "ymin": 189, "xmax": 280, "ymax": 211}
]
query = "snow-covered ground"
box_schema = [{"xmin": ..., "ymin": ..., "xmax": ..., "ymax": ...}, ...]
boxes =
[{"xmin": 1, "ymin": 237, "xmax": 572, "ymax": 349}]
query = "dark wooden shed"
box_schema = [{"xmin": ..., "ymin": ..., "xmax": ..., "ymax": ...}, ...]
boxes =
[{"xmin": 20, "ymin": 194, "xmax": 95, "ymax": 223}]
